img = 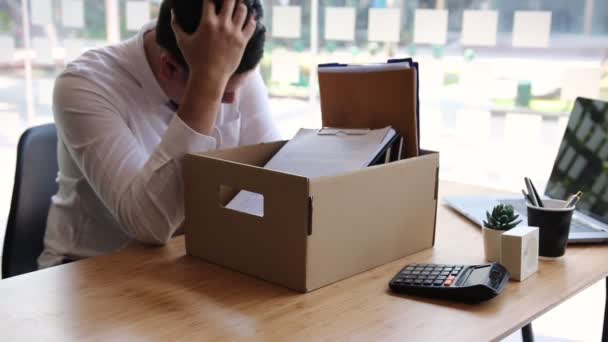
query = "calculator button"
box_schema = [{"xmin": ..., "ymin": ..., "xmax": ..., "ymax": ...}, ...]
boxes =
[
  {"xmin": 421, "ymin": 271, "xmax": 430, "ymax": 276},
  {"xmin": 414, "ymin": 279, "xmax": 424, "ymax": 284},
  {"xmin": 423, "ymin": 280, "xmax": 433, "ymax": 285},
  {"xmin": 402, "ymin": 270, "xmax": 412, "ymax": 275},
  {"xmin": 430, "ymin": 271, "xmax": 440, "ymax": 276},
  {"xmin": 443, "ymin": 279, "xmax": 453, "ymax": 287},
  {"xmin": 440, "ymin": 271, "xmax": 450, "ymax": 276},
  {"xmin": 404, "ymin": 275, "xmax": 416, "ymax": 279}
]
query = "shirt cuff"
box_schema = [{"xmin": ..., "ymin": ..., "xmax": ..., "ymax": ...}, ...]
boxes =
[{"xmin": 158, "ymin": 115, "xmax": 217, "ymax": 159}]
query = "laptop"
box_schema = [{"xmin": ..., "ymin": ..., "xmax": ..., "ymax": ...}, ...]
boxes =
[{"xmin": 445, "ymin": 97, "xmax": 608, "ymax": 243}]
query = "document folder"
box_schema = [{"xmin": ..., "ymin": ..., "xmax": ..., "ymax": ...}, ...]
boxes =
[{"xmin": 318, "ymin": 60, "xmax": 419, "ymax": 157}]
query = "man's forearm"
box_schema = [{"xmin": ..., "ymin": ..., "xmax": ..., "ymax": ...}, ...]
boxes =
[{"xmin": 177, "ymin": 72, "xmax": 227, "ymax": 136}]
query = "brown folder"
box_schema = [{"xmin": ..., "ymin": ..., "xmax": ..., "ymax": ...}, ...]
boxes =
[{"xmin": 318, "ymin": 66, "xmax": 419, "ymax": 157}]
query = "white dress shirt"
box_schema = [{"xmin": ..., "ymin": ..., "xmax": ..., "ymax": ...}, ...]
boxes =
[{"xmin": 38, "ymin": 22, "xmax": 280, "ymax": 268}]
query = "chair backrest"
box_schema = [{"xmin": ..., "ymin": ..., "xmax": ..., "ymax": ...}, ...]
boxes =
[{"xmin": 2, "ymin": 124, "xmax": 58, "ymax": 279}]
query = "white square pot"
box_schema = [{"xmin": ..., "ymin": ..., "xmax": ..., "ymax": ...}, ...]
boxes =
[{"xmin": 482, "ymin": 226, "xmax": 503, "ymax": 262}]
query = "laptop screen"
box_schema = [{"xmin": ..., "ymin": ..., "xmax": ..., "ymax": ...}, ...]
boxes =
[{"xmin": 545, "ymin": 98, "xmax": 608, "ymax": 223}]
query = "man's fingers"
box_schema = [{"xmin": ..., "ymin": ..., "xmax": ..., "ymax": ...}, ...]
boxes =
[
  {"xmin": 242, "ymin": 17, "xmax": 256, "ymax": 40},
  {"xmin": 220, "ymin": 0, "xmax": 237, "ymax": 22},
  {"xmin": 202, "ymin": 0, "xmax": 217, "ymax": 23},
  {"xmin": 233, "ymin": 2, "xmax": 248, "ymax": 29},
  {"xmin": 171, "ymin": 10, "xmax": 187, "ymax": 43}
]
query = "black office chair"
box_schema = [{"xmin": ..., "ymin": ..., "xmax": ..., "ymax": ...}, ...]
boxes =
[{"xmin": 2, "ymin": 124, "xmax": 58, "ymax": 279}]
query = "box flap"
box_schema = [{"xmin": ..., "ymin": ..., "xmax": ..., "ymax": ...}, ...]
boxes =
[
  {"xmin": 193, "ymin": 141, "xmax": 287, "ymax": 205},
  {"xmin": 195, "ymin": 140, "xmax": 286, "ymax": 165},
  {"xmin": 318, "ymin": 68, "xmax": 419, "ymax": 157}
]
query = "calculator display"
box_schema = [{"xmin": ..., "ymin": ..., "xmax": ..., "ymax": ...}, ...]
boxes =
[{"xmin": 463, "ymin": 265, "xmax": 492, "ymax": 286}]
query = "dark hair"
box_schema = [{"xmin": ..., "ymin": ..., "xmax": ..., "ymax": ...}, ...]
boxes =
[{"xmin": 156, "ymin": 0, "xmax": 266, "ymax": 74}]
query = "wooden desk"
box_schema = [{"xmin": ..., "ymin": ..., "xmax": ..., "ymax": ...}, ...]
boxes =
[{"xmin": 2, "ymin": 182, "xmax": 607, "ymax": 341}]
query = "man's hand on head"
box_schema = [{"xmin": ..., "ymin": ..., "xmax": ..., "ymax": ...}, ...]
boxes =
[
  {"xmin": 171, "ymin": 0, "xmax": 256, "ymax": 88},
  {"xmin": 169, "ymin": 0, "xmax": 258, "ymax": 136}
]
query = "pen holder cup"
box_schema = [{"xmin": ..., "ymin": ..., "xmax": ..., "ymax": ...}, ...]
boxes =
[{"xmin": 527, "ymin": 199, "xmax": 574, "ymax": 259}]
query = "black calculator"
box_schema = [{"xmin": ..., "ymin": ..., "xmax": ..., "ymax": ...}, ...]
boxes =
[{"xmin": 389, "ymin": 263, "xmax": 509, "ymax": 302}]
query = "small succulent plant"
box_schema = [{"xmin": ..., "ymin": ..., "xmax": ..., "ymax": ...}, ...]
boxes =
[{"xmin": 483, "ymin": 204, "xmax": 522, "ymax": 231}]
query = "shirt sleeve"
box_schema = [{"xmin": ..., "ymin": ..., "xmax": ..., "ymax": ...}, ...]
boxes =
[
  {"xmin": 238, "ymin": 69, "xmax": 282, "ymax": 145},
  {"xmin": 53, "ymin": 74, "xmax": 217, "ymax": 245}
]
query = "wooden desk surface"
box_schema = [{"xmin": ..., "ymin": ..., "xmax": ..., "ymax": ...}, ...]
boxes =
[{"xmin": 2, "ymin": 181, "xmax": 607, "ymax": 341}]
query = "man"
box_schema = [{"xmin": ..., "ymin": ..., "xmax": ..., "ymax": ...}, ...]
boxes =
[{"xmin": 38, "ymin": 0, "xmax": 279, "ymax": 268}]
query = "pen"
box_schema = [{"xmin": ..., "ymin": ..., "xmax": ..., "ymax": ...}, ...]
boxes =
[
  {"xmin": 524, "ymin": 178, "xmax": 539, "ymax": 207},
  {"xmin": 526, "ymin": 177, "xmax": 544, "ymax": 208},
  {"xmin": 565, "ymin": 191, "xmax": 583, "ymax": 208},
  {"xmin": 522, "ymin": 189, "xmax": 533, "ymax": 204}
]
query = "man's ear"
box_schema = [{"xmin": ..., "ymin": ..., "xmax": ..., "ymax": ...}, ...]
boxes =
[{"xmin": 159, "ymin": 53, "xmax": 181, "ymax": 82}]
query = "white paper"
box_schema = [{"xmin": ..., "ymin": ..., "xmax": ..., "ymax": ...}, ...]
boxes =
[
  {"xmin": 414, "ymin": 9, "xmax": 448, "ymax": 45},
  {"xmin": 271, "ymin": 51, "xmax": 300, "ymax": 84},
  {"xmin": 265, "ymin": 127, "xmax": 395, "ymax": 177},
  {"xmin": 368, "ymin": 8, "xmax": 401, "ymax": 43},
  {"xmin": 30, "ymin": 0, "xmax": 53, "ymax": 26},
  {"xmin": 512, "ymin": 11, "xmax": 551, "ymax": 48},
  {"xmin": 126, "ymin": 1, "xmax": 151, "ymax": 32},
  {"xmin": 561, "ymin": 67, "xmax": 601, "ymax": 101},
  {"xmin": 324, "ymin": 7, "xmax": 356, "ymax": 41},
  {"xmin": 32, "ymin": 37, "xmax": 54, "ymax": 64},
  {"xmin": 0, "ymin": 35, "xmax": 15, "ymax": 63},
  {"xmin": 272, "ymin": 6, "xmax": 301, "ymax": 39},
  {"xmin": 461, "ymin": 10, "xmax": 498, "ymax": 46},
  {"xmin": 61, "ymin": 0, "xmax": 84, "ymax": 28},
  {"xmin": 227, "ymin": 127, "xmax": 396, "ymax": 216}
]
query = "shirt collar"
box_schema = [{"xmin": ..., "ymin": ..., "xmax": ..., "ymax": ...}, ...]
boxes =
[{"xmin": 133, "ymin": 21, "xmax": 172, "ymax": 108}]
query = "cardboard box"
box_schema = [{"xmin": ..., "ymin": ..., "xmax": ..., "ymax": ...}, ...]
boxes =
[
  {"xmin": 183, "ymin": 63, "xmax": 439, "ymax": 292},
  {"xmin": 183, "ymin": 146, "xmax": 438, "ymax": 292}
]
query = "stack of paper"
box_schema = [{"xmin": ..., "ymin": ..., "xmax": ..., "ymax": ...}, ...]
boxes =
[{"xmin": 226, "ymin": 127, "xmax": 398, "ymax": 217}]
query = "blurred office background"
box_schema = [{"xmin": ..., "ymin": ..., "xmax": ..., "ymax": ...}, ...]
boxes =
[{"xmin": 0, "ymin": 1, "xmax": 606, "ymax": 340}]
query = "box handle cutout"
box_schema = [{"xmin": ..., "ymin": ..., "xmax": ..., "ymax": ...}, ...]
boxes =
[{"xmin": 220, "ymin": 185, "xmax": 265, "ymax": 218}]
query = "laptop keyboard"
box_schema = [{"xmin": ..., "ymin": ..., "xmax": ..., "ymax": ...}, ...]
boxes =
[{"xmin": 498, "ymin": 199, "xmax": 601, "ymax": 234}]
